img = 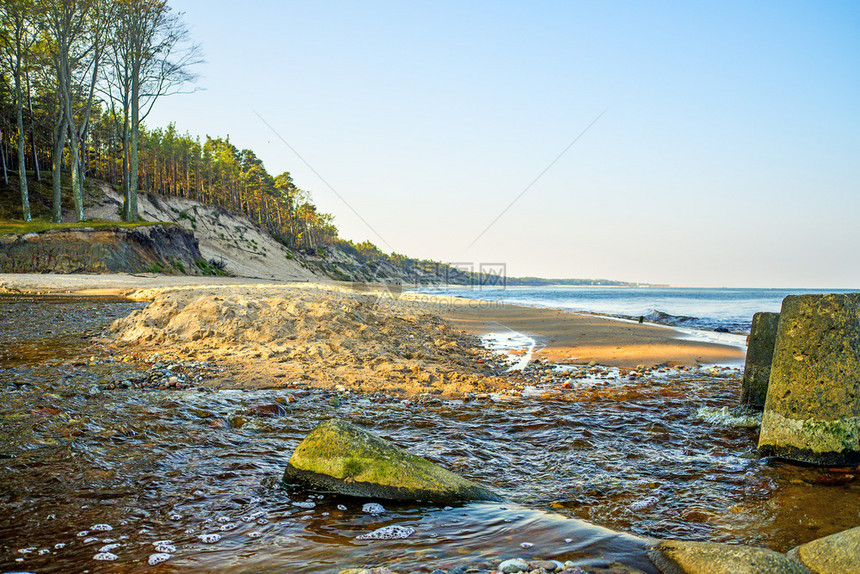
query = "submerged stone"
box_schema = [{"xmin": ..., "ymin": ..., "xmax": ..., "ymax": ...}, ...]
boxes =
[
  {"xmin": 740, "ymin": 312, "xmax": 780, "ymax": 408},
  {"xmin": 498, "ymin": 558, "xmax": 530, "ymax": 573},
  {"xmin": 758, "ymin": 293, "xmax": 860, "ymax": 465},
  {"xmin": 282, "ymin": 418, "xmax": 501, "ymax": 502},
  {"xmin": 648, "ymin": 540, "xmax": 809, "ymax": 574},
  {"xmin": 789, "ymin": 525, "xmax": 860, "ymax": 574}
]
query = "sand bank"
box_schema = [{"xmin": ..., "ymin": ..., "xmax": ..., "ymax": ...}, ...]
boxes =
[{"xmin": 1, "ymin": 274, "xmax": 746, "ymax": 394}]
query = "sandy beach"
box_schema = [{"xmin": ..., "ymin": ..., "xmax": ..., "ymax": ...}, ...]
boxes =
[
  {"xmin": 1, "ymin": 274, "xmax": 745, "ymax": 397},
  {"xmin": 438, "ymin": 300, "xmax": 745, "ymax": 368}
]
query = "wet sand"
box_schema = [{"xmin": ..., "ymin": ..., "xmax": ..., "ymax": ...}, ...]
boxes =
[{"xmin": 439, "ymin": 300, "xmax": 745, "ymax": 368}]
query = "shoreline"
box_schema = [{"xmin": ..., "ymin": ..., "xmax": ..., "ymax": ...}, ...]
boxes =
[{"xmin": 0, "ymin": 273, "xmax": 747, "ymax": 376}]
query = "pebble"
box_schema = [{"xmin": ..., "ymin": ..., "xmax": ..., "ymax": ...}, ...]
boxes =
[
  {"xmin": 520, "ymin": 542, "xmax": 534, "ymax": 548},
  {"xmin": 148, "ymin": 553, "xmax": 171, "ymax": 565},
  {"xmin": 362, "ymin": 502, "xmax": 385, "ymax": 515},
  {"xmin": 498, "ymin": 558, "xmax": 530, "ymax": 573},
  {"xmin": 529, "ymin": 559, "xmax": 562, "ymax": 571}
]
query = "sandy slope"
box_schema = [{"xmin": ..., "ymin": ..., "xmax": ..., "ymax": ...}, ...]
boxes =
[{"xmin": 87, "ymin": 184, "xmax": 323, "ymax": 281}]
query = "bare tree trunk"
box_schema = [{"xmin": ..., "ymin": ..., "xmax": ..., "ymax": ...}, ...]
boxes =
[
  {"xmin": 51, "ymin": 116, "xmax": 68, "ymax": 223},
  {"xmin": 16, "ymin": 97, "xmax": 31, "ymax": 221},
  {"xmin": 12, "ymin": 21, "xmax": 31, "ymax": 221},
  {"xmin": 68, "ymin": 126, "xmax": 84, "ymax": 221},
  {"xmin": 27, "ymin": 74, "xmax": 40, "ymax": 183},
  {"xmin": 0, "ymin": 128, "xmax": 8, "ymax": 185},
  {"xmin": 128, "ymin": 91, "xmax": 139, "ymax": 220}
]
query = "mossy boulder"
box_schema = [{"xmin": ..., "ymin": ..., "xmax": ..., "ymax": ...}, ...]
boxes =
[
  {"xmin": 648, "ymin": 540, "xmax": 809, "ymax": 574},
  {"xmin": 283, "ymin": 418, "xmax": 501, "ymax": 502},
  {"xmin": 740, "ymin": 312, "xmax": 780, "ymax": 408},
  {"xmin": 758, "ymin": 293, "xmax": 860, "ymax": 465}
]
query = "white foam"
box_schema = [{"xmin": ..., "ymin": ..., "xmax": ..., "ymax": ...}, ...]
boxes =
[
  {"xmin": 629, "ymin": 496, "xmax": 660, "ymax": 511},
  {"xmin": 356, "ymin": 525, "xmax": 415, "ymax": 540},
  {"xmin": 148, "ymin": 553, "xmax": 171, "ymax": 565},
  {"xmin": 673, "ymin": 327, "xmax": 747, "ymax": 351},
  {"xmin": 480, "ymin": 330, "xmax": 537, "ymax": 372},
  {"xmin": 93, "ymin": 552, "xmax": 118, "ymax": 561},
  {"xmin": 696, "ymin": 406, "xmax": 761, "ymax": 428},
  {"xmin": 153, "ymin": 541, "xmax": 176, "ymax": 553},
  {"xmin": 362, "ymin": 502, "xmax": 385, "ymax": 514},
  {"xmin": 90, "ymin": 523, "xmax": 113, "ymax": 532}
]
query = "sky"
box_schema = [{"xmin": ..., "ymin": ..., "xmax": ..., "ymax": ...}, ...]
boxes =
[{"xmin": 146, "ymin": 1, "xmax": 860, "ymax": 288}]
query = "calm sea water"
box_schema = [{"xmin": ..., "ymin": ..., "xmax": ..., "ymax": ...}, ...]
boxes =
[{"xmin": 422, "ymin": 286, "xmax": 858, "ymax": 333}]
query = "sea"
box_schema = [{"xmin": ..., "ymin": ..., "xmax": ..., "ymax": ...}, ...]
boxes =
[{"xmin": 419, "ymin": 285, "xmax": 858, "ymax": 334}]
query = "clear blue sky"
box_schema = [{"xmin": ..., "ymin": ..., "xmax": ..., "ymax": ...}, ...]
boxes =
[{"xmin": 147, "ymin": 1, "xmax": 860, "ymax": 288}]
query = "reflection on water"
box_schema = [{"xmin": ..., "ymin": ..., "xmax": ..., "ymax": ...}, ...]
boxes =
[{"xmin": 1, "ymin": 296, "xmax": 858, "ymax": 573}]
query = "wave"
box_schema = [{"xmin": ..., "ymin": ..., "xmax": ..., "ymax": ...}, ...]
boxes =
[{"xmin": 621, "ymin": 309, "xmax": 750, "ymax": 334}]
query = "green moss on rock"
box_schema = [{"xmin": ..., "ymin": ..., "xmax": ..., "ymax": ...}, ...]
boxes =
[{"xmin": 283, "ymin": 418, "xmax": 501, "ymax": 502}]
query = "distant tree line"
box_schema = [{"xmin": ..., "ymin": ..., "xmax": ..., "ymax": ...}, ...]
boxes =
[{"xmin": 0, "ymin": 0, "xmax": 341, "ymax": 253}]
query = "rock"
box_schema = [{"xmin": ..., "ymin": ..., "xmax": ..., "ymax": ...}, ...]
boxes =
[
  {"xmin": 648, "ymin": 540, "xmax": 809, "ymax": 574},
  {"xmin": 740, "ymin": 312, "xmax": 780, "ymax": 408},
  {"xmin": 338, "ymin": 569, "xmax": 401, "ymax": 574},
  {"xmin": 283, "ymin": 418, "xmax": 501, "ymax": 502},
  {"xmin": 758, "ymin": 294, "xmax": 860, "ymax": 465},
  {"xmin": 789, "ymin": 525, "xmax": 860, "ymax": 574},
  {"xmin": 498, "ymin": 558, "xmax": 531, "ymax": 573},
  {"xmin": 530, "ymin": 559, "xmax": 562, "ymax": 571}
]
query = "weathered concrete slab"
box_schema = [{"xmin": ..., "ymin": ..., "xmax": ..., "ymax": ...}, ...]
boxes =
[
  {"xmin": 741, "ymin": 311, "xmax": 780, "ymax": 408},
  {"xmin": 758, "ymin": 293, "xmax": 860, "ymax": 465}
]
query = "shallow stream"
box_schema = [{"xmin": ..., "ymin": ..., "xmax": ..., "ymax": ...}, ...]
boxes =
[{"xmin": 1, "ymin": 295, "xmax": 858, "ymax": 573}]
